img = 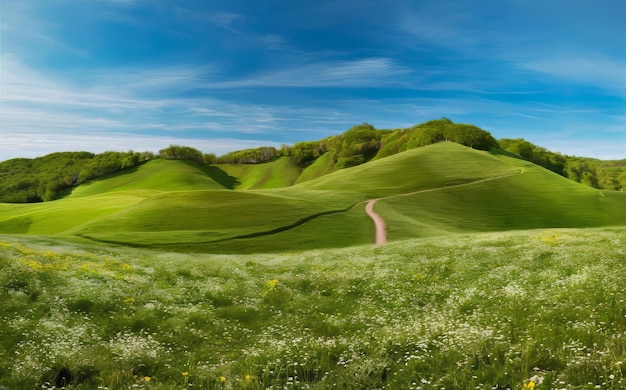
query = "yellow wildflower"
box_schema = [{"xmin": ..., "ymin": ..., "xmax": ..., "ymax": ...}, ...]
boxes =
[
  {"xmin": 219, "ymin": 375, "xmax": 226, "ymax": 382},
  {"xmin": 523, "ymin": 381, "xmax": 535, "ymax": 390},
  {"xmin": 245, "ymin": 374, "xmax": 252, "ymax": 381},
  {"xmin": 263, "ymin": 279, "xmax": 280, "ymax": 297},
  {"xmin": 182, "ymin": 371, "xmax": 189, "ymax": 376},
  {"xmin": 143, "ymin": 376, "xmax": 151, "ymax": 382}
]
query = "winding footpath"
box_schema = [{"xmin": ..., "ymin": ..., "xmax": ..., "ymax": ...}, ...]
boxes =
[
  {"xmin": 365, "ymin": 199, "xmax": 387, "ymax": 246},
  {"xmin": 363, "ymin": 170, "xmax": 525, "ymax": 246}
]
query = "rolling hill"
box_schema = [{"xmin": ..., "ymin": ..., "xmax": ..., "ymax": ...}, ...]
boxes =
[{"xmin": 1, "ymin": 142, "xmax": 625, "ymax": 253}]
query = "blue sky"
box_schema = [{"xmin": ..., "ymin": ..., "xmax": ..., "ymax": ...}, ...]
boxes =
[{"xmin": 1, "ymin": 0, "xmax": 624, "ymax": 161}]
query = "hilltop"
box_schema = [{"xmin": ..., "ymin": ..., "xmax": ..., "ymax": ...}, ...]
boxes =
[
  {"xmin": 1, "ymin": 119, "xmax": 625, "ymax": 204},
  {"xmin": 0, "ymin": 140, "xmax": 625, "ymax": 253}
]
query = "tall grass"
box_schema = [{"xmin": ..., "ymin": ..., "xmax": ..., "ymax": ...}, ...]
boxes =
[{"xmin": 1, "ymin": 228, "xmax": 624, "ymax": 389}]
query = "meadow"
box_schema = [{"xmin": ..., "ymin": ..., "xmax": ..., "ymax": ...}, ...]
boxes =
[
  {"xmin": 2, "ymin": 143, "xmax": 625, "ymax": 254},
  {"xmin": 1, "ymin": 228, "xmax": 625, "ymax": 389},
  {"xmin": 1, "ymin": 142, "xmax": 626, "ymax": 389}
]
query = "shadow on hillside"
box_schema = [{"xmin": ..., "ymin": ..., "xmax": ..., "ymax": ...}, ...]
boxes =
[
  {"xmin": 490, "ymin": 148, "xmax": 524, "ymax": 160},
  {"xmin": 202, "ymin": 166, "xmax": 241, "ymax": 189},
  {"xmin": 181, "ymin": 160, "xmax": 241, "ymax": 189},
  {"xmin": 65, "ymin": 164, "xmax": 144, "ymax": 198}
]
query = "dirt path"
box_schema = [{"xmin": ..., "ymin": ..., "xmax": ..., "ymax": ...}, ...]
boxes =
[
  {"xmin": 365, "ymin": 199, "xmax": 387, "ymax": 246},
  {"xmin": 362, "ymin": 170, "xmax": 524, "ymax": 245}
]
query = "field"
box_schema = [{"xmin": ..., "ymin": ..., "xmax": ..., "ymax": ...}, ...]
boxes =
[
  {"xmin": 1, "ymin": 143, "xmax": 625, "ymax": 253},
  {"xmin": 1, "ymin": 228, "xmax": 625, "ymax": 389},
  {"xmin": 1, "ymin": 143, "xmax": 626, "ymax": 388}
]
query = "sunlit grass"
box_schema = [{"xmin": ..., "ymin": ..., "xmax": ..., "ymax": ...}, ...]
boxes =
[
  {"xmin": 1, "ymin": 143, "xmax": 626, "ymax": 254},
  {"xmin": 217, "ymin": 156, "xmax": 302, "ymax": 189},
  {"xmin": 1, "ymin": 228, "xmax": 624, "ymax": 388}
]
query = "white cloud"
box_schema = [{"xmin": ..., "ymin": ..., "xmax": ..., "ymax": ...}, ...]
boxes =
[
  {"xmin": 203, "ymin": 57, "xmax": 412, "ymax": 88},
  {"xmin": 0, "ymin": 132, "xmax": 283, "ymax": 161},
  {"xmin": 0, "ymin": 55, "xmax": 294, "ymax": 158},
  {"xmin": 519, "ymin": 56, "xmax": 626, "ymax": 95},
  {"xmin": 173, "ymin": 7, "xmax": 245, "ymax": 32},
  {"xmin": 1, "ymin": 55, "xmax": 394, "ymax": 160},
  {"xmin": 205, "ymin": 11, "xmax": 246, "ymax": 30}
]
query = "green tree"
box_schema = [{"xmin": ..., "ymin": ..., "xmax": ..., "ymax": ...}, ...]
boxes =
[{"xmin": 159, "ymin": 145, "xmax": 203, "ymax": 162}]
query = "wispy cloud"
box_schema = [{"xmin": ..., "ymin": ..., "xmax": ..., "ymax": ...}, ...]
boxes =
[
  {"xmin": 1, "ymin": 55, "xmax": 385, "ymax": 160},
  {"xmin": 1, "ymin": 55, "xmax": 287, "ymax": 140},
  {"xmin": 518, "ymin": 56, "xmax": 626, "ymax": 96},
  {"xmin": 204, "ymin": 57, "xmax": 411, "ymax": 88},
  {"xmin": 2, "ymin": 0, "xmax": 624, "ymax": 162},
  {"xmin": 3, "ymin": 52, "xmax": 624, "ymax": 161},
  {"xmin": 396, "ymin": 1, "xmax": 508, "ymax": 54},
  {"xmin": 0, "ymin": 132, "xmax": 283, "ymax": 161},
  {"xmin": 1, "ymin": 1, "xmax": 89, "ymax": 57},
  {"xmin": 173, "ymin": 7, "xmax": 245, "ymax": 32},
  {"xmin": 205, "ymin": 11, "xmax": 246, "ymax": 31}
]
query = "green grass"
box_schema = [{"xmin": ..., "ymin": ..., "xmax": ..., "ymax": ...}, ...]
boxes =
[
  {"xmin": 75, "ymin": 189, "xmax": 362, "ymax": 247},
  {"xmin": 70, "ymin": 159, "xmax": 228, "ymax": 197},
  {"xmin": 0, "ymin": 142, "xmax": 625, "ymax": 254},
  {"xmin": 0, "ymin": 193, "xmax": 145, "ymax": 235},
  {"xmin": 295, "ymin": 152, "xmax": 338, "ymax": 184},
  {"xmin": 1, "ymin": 228, "xmax": 625, "ymax": 388},
  {"xmin": 216, "ymin": 157, "xmax": 302, "ymax": 189},
  {"xmin": 375, "ymin": 154, "xmax": 626, "ymax": 240},
  {"xmin": 297, "ymin": 143, "xmax": 520, "ymax": 197},
  {"xmin": 162, "ymin": 201, "xmax": 374, "ymax": 253},
  {"xmin": 2, "ymin": 143, "xmax": 626, "ymax": 387}
]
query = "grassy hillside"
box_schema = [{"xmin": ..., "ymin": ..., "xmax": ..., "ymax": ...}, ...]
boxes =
[
  {"xmin": 74, "ymin": 189, "xmax": 362, "ymax": 247},
  {"xmin": 294, "ymin": 152, "xmax": 338, "ymax": 184},
  {"xmin": 375, "ymin": 154, "xmax": 626, "ymax": 240},
  {"xmin": 4, "ymin": 120, "xmax": 625, "ymax": 206},
  {"xmin": 0, "ymin": 142, "xmax": 625, "ymax": 253},
  {"xmin": 0, "ymin": 193, "xmax": 145, "ymax": 235},
  {"xmin": 1, "ymin": 229, "xmax": 624, "ymax": 388},
  {"xmin": 0, "ymin": 151, "xmax": 148, "ymax": 202},
  {"xmin": 69, "ymin": 159, "xmax": 228, "ymax": 197},
  {"xmin": 216, "ymin": 157, "xmax": 302, "ymax": 189},
  {"xmin": 298, "ymin": 143, "xmax": 520, "ymax": 197}
]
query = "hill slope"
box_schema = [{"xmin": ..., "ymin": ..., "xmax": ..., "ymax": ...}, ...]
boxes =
[
  {"xmin": 375, "ymin": 154, "xmax": 626, "ymax": 240},
  {"xmin": 3, "ymin": 119, "xmax": 625, "ymax": 204},
  {"xmin": 297, "ymin": 142, "xmax": 519, "ymax": 197},
  {"xmin": 69, "ymin": 159, "xmax": 229, "ymax": 197},
  {"xmin": 0, "ymin": 142, "xmax": 625, "ymax": 253},
  {"xmin": 215, "ymin": 157, "xmax": 302, "ymax": 189}
]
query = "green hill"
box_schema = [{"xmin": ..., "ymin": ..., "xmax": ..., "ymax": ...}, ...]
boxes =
[
  {"xmin": 184, "ymin": 144, "xmax": 626, "ymax": 253},
  {"xmin": 3, "ymin": 119, "xmax": 625, "ymax": 205},
  {"xmin": 376, "ymin": 154, "xmax": 626, "ymax": 240},
  {"xmin": 0, "ymin": 142, "xmax": 625, "ymax": 253},
  {"xmin": 215, "ymin": 157, "xmax": 302, "ymax": 189},
  {"xmin": 294, "ymin": 152, "xmax": 338, "ymax": 184},
  {"xmin": 69, "ymin": 159, "xmax": 229, "ymax": 197},
  {"xmin": 297, "ymin": 142, "xmax": 519, "ymax": 197}
]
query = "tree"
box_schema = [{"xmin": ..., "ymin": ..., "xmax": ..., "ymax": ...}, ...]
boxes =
[
  {"xmin": 159, "ymin": 145, "xmax": 203, "ymax": 162},
  {"xmin": 203, "ymin": 153, "xmax": 217, "ymax": 165}
]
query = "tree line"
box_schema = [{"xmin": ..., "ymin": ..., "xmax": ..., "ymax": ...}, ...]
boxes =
[
  {"xmin": 2, "ymin": 119, "xmax": 624, "ymax": 203},
  {"xmin": 499, "ymin": 138, "xmax": 626, "ymax": 190},
  {"xmin": 0, "ymin": 151, "xmax": 154, "ymax": 202},
  {"xmin": 287, "ymin": 119, "xmax": 498, "ymax": 168}
]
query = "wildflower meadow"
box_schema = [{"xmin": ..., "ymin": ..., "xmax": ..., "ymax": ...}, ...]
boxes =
[{"xmin": 0, "ymin": 228, "xmax": 624, "ymax": 389}]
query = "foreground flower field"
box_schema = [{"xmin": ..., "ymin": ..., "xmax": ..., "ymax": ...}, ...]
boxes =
[{"xmin": 1, "ymin": 228, "xmax": 624, "ymax": 389}]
